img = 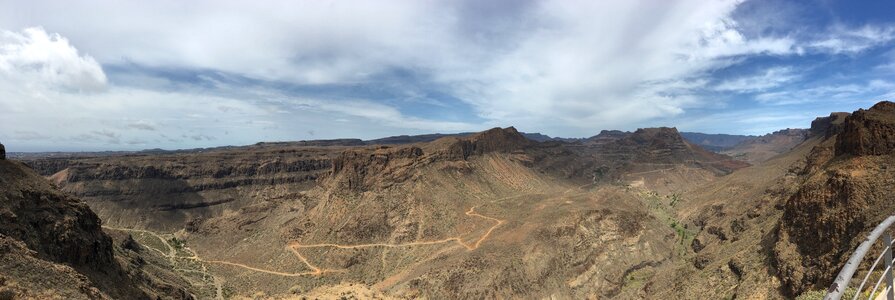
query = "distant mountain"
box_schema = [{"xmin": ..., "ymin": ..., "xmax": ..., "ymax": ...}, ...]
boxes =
[
  {"xmin": 721, "ymin": 128, "xmax": 810, "ymax": 164},
  {"xmin": 365, "ymin": 133, "xmax": 474, "ymax": 144},
  {"xmin": 520, "ymin": 132, "xmax": 554, "ymax": 142},
  {"xmin": 368, "ymin": 131, "xmax": 583, "ymax": 144},
  {"xmin": 680, "ymin": 132, "xmax": 756, "ymax": 152}
]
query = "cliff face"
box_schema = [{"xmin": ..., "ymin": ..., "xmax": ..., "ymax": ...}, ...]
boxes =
[
  {"xmin": 616, "ymin": 127, "xmax": 691, "ymax": 160},
  {"xmin": 441, "ymin": 127, "xmax": 532, "ymax": 160},
  {"xmin": 774, "ymin": 101, "xmax": 895, "ymax": 296},
  {"xmin": 324, "ymin": 127, "xmax": 531, "ymax": 193},
  {"xmin": 328, "ymin": 146, "xmax": 424, "ymax": 192},
  {"xmin": 0, "ymin": 159, "xmax": 114, "ymax": 273},
  {"xmin": 614, "ymin": 127, "xmax": 748, "ymax": 173},
  {"xmin": 810, "ymin": 112, "xmax": 850, "ymax": 137},
  {"xmin": 24, "ymin": 147, "xmax": 338, "ymax": 230},
  {"xmin": 835, "ymin": 101, "xmax": 895, "ymax": 156},
  {"xmin": 0, "ymin": 159, "xmax": 191, "ymax": 299}
]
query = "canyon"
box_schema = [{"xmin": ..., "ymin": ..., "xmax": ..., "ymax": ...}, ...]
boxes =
[{"xmin": 2, "ymin": 102, "xmax": 894, "ymax": 299}]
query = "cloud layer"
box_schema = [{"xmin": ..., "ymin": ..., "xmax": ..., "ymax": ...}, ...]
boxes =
[{"xmin": 1, "ymin": 0, "xmax": 894, "ymax": 150}]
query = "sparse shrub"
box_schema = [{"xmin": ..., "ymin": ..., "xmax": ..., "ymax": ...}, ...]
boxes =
[
  {"xmin": 169, "ymin": 237, "xmax": 185, "ymax": 249},
  {"xmin": 0, "ymin": 288, "xmax": 15, "ymax": 300},
  {"xmin": 670, "ymin": 194, "xmax": 681, "ymax": 207},
  {"xmin": 289, "ymin": 285, "xmax": 302, "ymax": 294}
]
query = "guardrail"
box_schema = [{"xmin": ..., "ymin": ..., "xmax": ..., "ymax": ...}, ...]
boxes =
[{"xmin": 826, "ymin": 216, "xmax": 895, "ymax": 300}]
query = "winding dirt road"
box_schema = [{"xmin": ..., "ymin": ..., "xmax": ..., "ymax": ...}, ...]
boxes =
[
  {"xmin": 105, "ymin": 205, "xmax": 504, "ymax": 279},
  {"xmin": 103, "ymin": 226, "xmax": 225, "ymax": 300},
  {"xmin": 284, "ymin": 206, "xmax": 503, "ymax": 275}
]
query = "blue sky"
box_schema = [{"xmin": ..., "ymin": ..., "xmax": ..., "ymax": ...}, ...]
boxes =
[{"xmin": 0, "ymin": 0, "xmax": 894, "ymax": 151}]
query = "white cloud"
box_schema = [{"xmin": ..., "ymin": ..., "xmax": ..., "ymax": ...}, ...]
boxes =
[
  {"xmin": 809, "ymin": 25, "xmax": 895, "ymax": 54},
  {"xmin": 0, "ymin": 0, "xmax": 775, "ymax": 137},
  {"xmin": 0, "ymin": 63, "xmax": 481, "ymax": 151},
  {"xmin": 0, "ymin": 27, "xmax": 107, "ymax": 92},
  {"xmin": 715, "ymin": 66, "xmax": 800, "ymax": 92},
  {"xmin": 755, "ymin": 79, "xmax": 895, "ymax": 105}
]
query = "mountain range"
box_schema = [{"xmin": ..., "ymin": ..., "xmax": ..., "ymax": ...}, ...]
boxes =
[{"xmin": 1, "ymin": 101, "xmax": 893, "ymax": 299}]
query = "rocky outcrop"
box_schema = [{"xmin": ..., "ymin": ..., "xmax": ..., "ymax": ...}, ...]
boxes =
[
  {"xmin": 39, "ymin": 159, "xmax": 331, "ymax": 181},
  {"xmin": 16, "ymin": 147, "xmax": 343, "ymax": 233},
  {"xmin": 587, "ymin": 130, "xmax": 630, "ymax": 144},
  {"xmin": 835, "ymin": 101, "xmax": 895, "ymax": 156},
  {"xmin": 323, "ymin": 127, "xmax": 533, "ymax": 193},
  {"xmin": 329, "ymin": 146, "xmax": 424, "ymax": 192},
  {"xmin": 810, "ymin": 112, "xmax": 850, "ymax": 137},
  {"xmin": 619, "ymin": 127, "xmax": 690, "ymax": 153},
  {"xmin": 774, "ymin": 101, "xmax": 895, "ymax": 296},
  {"xmin": 442, "ymin": 127, "xmax": 532, "ymax": 160},
  {"xmin": 23, "ymin": 157, "xmax": 73, "ymax": 175},
  {"xmin": 605, "ymin": 127, "xmax": 748, "ymax": 173},
  {"xmin": 0, "ymin": 159, "xmax": 191, "ymax": 299},
  {"xmin": 0, "ymin": 160, "xmax": 114, "ymax": 273}
]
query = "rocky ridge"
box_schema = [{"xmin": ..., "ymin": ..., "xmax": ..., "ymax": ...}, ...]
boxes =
[{"xmin": 774, "ymin": 101, "xmax": 895, "ymax": 295}]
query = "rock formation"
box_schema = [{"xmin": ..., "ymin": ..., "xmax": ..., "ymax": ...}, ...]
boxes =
[
  {"xmin": 835, "ymin": 101, "xmax": 895, "ymax": 156},
  {"xmin": 328, "ymin": 146, "xmax": 424, "ymax": 192},
  {"xmin": 441, "ymin": 127, "xmax": 532, "ymax": 160},
  {"xmin": 0, "ymin": 158, "xmax": 191, "ymax": 299},
  {"xmin": 325, "ymin": 127, "xmax": 532, "ymax": 193},
  {"xmin": 809, "ymin": 112, "xmax": 850, "ymax": 137},
  {"xmin": 774, "ymin": 101, "xmax": 895, "ymax": 295}
]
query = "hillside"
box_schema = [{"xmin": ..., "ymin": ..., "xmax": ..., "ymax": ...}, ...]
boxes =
[
  {"xmin": 10, "ymin": 103, "xmax": 893, "ymax": 299},
  {"xmin": 774, "ymin": 101, "xmax": 895, "ymax": 295},
  {"xmin": 12, "ymin": 126, "xmax": 748, "ymax": 298},
  {"xmin": 639, "ymin": 101, "xmax": 895, "ymax": 299},
  {"xmin": 0, "ymin": 154, "xmax": 192, "ymax": 299}
]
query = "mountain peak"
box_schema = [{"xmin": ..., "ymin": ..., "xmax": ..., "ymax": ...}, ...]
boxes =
[
  {"xmin": 626, "ymin": 127, "xmax": 684, "ymax": 146},
  {"xmin": 440, "ymin": 127, "xmax": 531, "ymax": 160}
]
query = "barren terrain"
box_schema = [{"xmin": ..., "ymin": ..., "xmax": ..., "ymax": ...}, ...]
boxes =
[{"xmin": 5, "ymin": 102, "xmax": 895, "ymax": 299}]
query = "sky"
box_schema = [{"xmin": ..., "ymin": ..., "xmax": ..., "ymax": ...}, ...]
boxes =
[{"xmin": 1, "ymin": 0, "xmax": 894, "ymax": 151}]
